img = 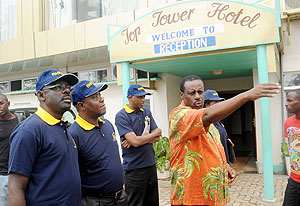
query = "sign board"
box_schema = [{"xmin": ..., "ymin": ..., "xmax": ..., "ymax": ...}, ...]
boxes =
[{"xmin": 109, "ymin": 0, "xmax": 279, "ymax": 63}]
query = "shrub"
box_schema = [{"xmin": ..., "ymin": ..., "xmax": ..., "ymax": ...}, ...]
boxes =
[{"xmin": 153, "ymin": 136, "xmax": 171, "ymax": 173}]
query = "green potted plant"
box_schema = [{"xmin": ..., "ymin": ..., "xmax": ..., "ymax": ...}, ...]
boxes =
[
  {"xmin": 153, "ymin": 136, "xmax": 171, "ymax": 177},
  {"xmin": 281, "ymin": 142, "xmax": 290, "ymax": 175}
]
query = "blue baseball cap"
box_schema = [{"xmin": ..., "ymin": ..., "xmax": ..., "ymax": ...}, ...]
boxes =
[
  {"xmin": 205, "ymin": 89, "xmax": 225, "ymax": 101},
  {"xmin": 72, "ymin": 80, "xmax": 108, "ymax": 104},
  {"xmin": 127, "ymin": 84, "xmax": 151, "ymax": 97},
  {"xmin": 36, "ymin": 68, "xmax": 78, "ymax": 91}
]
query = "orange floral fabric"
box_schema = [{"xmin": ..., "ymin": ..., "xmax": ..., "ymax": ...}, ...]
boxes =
[{"xmin": 169, "ymin": 102, "xmax": 229, "ymax": 206}]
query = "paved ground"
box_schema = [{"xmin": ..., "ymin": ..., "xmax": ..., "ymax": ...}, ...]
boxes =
[{"xmin": 158, "ymin": 174, "xmax": 289, "ymax": 206}]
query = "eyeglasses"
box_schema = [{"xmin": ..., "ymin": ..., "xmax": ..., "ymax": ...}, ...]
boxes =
[{"xmin": 42, "ymin": 83, "xmax": 73, "ymax": 92}]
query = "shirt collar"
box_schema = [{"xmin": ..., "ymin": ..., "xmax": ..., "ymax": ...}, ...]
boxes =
[
  {"xmin": 35, "ymin": 106, "xmax": 63, "ymax": 125},
  {"xmin": 124, "ymin": 104, "xmax": 144, "ymax": 113},
  {"xmin": 75, "ymin": 114, "xmax": 105, "ymax": 131}
]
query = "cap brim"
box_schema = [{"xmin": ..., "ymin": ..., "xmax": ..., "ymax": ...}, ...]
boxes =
[
  {"xmin": 86, "ymin": 84, "xmax": 108, "ymax": 98},
  {"xmin": 134, "ymin": 91, "xmax": 151, "ymax": 96},
  {"xmin": 205, "ymin": 97, "xmax": 225, "ymax": 101},
  {"xmin": 46, "ymin": 73, "xmax": 79, "ymax": 87}
]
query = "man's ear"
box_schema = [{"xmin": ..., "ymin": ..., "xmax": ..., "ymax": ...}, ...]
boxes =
[
  {"xmin": 179, "ymin": 91, "xmax": 184, "ymax": 100},
  {"xmin": 36, "ymin": 91, "xmax": 46, "ymax": 101},
  {"xmin": 7, "ymin": 101, "xmax": 10, "ymax": 107},
  {"xmin": 76, "ymin": 102, "xmax": 85, "ymax": 111}
]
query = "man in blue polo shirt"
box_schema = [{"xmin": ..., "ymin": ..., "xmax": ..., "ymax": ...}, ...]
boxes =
[
  {"xmin": 7, "ymin": 69, "xmax": 81, "ymax": 206},
  {"xmin": 68, "ymin": 80, "xmax": 127, "ymax": 206},
  {"xmin": 115, "ymin": 84, "xmax": 162, "ymax": 206}
]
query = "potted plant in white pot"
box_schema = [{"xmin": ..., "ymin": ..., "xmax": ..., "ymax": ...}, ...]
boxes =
[{"xmin": 153, "ymin": 136, "xmax": 170, "ymax": 179}]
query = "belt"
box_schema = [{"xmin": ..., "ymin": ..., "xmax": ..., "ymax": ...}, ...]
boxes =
[{"xmin": 82, "ymin": 188, "xmax": 123, "ymax": 199}]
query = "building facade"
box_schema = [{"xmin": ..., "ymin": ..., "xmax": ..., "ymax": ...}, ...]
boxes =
[{"xmin": 0, "ymin": 0, "xmax": 300, "ymax": 200}]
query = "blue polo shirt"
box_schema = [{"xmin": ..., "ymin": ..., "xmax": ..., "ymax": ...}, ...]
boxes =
[
  {"xmin": 214, "ymin": 122, "xmax": 230, "ymax": 163},
  {"xmin": 9, "ymin": 107, "xmax": 81, "ymax": 206},
  {"xmin": 68, "ymin": 115, "xmax": 124, "ymax": 194},
  {"xmin": 115, "ymin": 104, "xmax": 158, "ymax": 170}
]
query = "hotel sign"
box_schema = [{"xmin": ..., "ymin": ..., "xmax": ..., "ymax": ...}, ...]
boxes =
[{"xmin": 108, "ymin": 0, "xmax": 279, "ymax": 63}]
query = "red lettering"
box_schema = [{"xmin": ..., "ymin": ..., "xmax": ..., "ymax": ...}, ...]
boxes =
[
  {"xmin": 240, "ymin": 16, "xmax": 251, "ymax": 26},
  {"xmin": 248, "ymin": 13, "xmax": 260, "ymax": 28},
  {"xmin": 121, "ymin": 27, "xmax": 141, "ymax": 45},
  {"xmin": 207, "ymin": 3, "xmax": 261, "ymax": 29},
  {"xmin": 152, "ymin": 8, "xmax": 195, "ymax": 27}
]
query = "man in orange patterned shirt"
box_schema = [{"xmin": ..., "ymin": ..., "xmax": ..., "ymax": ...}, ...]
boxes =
[{"xmin": 169, "ymin": 75, "xmax": 280, "ymax": 206}]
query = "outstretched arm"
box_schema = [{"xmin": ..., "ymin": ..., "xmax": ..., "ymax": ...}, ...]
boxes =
[
  {"xmin": 202, "ymin": 83, "xmax": 280, "ymax": 127},
  {"xmin": 7, "ymin": 173, "xmax": 29, "ymax": 206}
]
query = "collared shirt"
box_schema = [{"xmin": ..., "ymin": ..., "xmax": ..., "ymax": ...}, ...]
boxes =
[
  {"xmin": 214, "ymin": 122, "xmax": 230, "ymax": 163},
  {"xmin": 169, "ymin": 102, "xmax": 229, "ymax": 206},
  {"xmin": 284, "ymin": 115, "xmax": 300, "ymax": 183},
  {"xmin": 115, "ymin": 104, "xmax": 158, "ymax": 170},
  {"xmin": 68, "ymin": 114, "xmax": 124, "ymax": 193},
  {"xmin": 9, "ymin": 107, "xmax": 81, "ymax": 206}
]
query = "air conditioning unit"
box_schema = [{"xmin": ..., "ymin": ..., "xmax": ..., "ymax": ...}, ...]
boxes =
[{"xmin": 283, "ymin": 0, "xmax": 300, "ymax": 12}]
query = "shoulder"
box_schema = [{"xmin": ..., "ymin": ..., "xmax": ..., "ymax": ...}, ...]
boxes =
[
  {"xmin": 102, "ymin": 118, "xmax": 113, "ymax": 125},
  {"xmin": 285, "ymin": 115, "xmax": 297, "ymax": 125},
  {"xmin": 143, "ymin": 108, "xmax": 153, "ymax": 116},
  {"xmin": 15, "ymin": 114, "xmax": 41, "ymax": 129},
  {"xmin": 116, "ymin": 108, "xmax": 126, "ymax": 116},
  {"xmin": 68, "ymin": 122, "xmax": 82, "ymax": 134},
  {"xmin": 11, "ymin": 115, "xmax": 41, "ymax": 141},
  {"xmin": 170, "ymin": 105, "xmax": 204, "ymax": 121},
  {"xmin": 115, "ymin": 109, "xmax": 129, "ymax": 122}
]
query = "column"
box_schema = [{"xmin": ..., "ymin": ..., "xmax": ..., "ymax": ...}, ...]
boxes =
[
  {"xmin": 122, "ymin": 62, "xmax": 130, "ymax": 106},
  {"xmin": 256, "ymin": 44, "xmax": 275, "ymax": 201}
]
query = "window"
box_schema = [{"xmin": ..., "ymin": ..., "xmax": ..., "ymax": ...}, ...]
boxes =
[
  {"xmin": 23, "ymin": 78, "xmax": 37, "ymax": 90},
  {"xmin": 11, "ymin": 80, "xmax": 21, "ymax": 91},
  {"xmin": 111, "ymin": 64, "xmax": 134, "ymax": 81},
  {"xmin": 43, "ymin": 0, "xmax": 138, "ymax": 30},
  {"xmin": 79, "ymin": 69, "xmax": 107, "ymax": 83},
  {"xmin": 0, "ymin": 0, "xmax": 17, "ymax": 42},
  {"xmin": 144, "ymin": 93, "xmax": 154, "ymax": 113},
  {"xmin": 137, "ymin": 70, "xmax": 158, "ymax": 79},
  {"xmin": 101, "ymin": 0, "xmax": 138, "ymax": 16},
  {"xmin": 0, "ymin": 82, "xmax": 9, "ymax": 93},
  {"xmin": 76, "ymin": 0, "xmax": 102, "ymax": 22}
]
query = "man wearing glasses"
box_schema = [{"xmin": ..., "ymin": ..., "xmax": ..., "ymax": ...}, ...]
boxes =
[{"xmin": 7, "ymin": 69, "xmax": 81, "ymax": 206}]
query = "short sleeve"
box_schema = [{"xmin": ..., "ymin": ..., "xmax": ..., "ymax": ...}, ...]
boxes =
[
  {"xmin": 115, "ymin": 112, "xmax": 134, "ymax": 137},
  {"xmin": 170, "ymin": 108, "xmax": 206, "ymax": 142},
  {"xmin": 9, "ymin": 128, "xmax": 39, "ymax": 177},
  {"xmin": 284, "ymin": 119, "xmax": 288, "ymax": 138}
]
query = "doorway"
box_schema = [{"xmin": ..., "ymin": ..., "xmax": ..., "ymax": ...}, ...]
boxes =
[{"xmin": 220, "ymin": 91, "xmax": 257, "ymax": 174}]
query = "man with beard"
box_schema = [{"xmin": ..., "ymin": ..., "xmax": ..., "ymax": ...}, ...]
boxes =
[
  {"xmin": 283, "ymin": 89, "xmax": 300, "ymax": 206},
  {"xmin": 68, "ymin": 80, "xmax": 128, "ymax": 206},
  {"xmin": 169, "ymin": 75, "xmax": 280, "ymax": 205},
  {"xmin": 7, "ymin": 69, "xmax": 81, "ymax": 206},
  {"xmin": 0, "ymin": 93, "xmax": 20, "ymax": 206},
  {"xmin": 115, "ymin": 84, "xmax": 162, "ymax": 206}
]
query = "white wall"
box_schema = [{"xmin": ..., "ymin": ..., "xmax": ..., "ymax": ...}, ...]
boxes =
[
  {"xmin": 281, "ymin": 21, "xmax": 300, "ymax": 73},
  {"xmin": 164, "ymin": 73, "xmax": 182, "ymax": 116}
]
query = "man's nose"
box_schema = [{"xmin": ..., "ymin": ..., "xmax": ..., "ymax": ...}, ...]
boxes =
[{"xmin": 195, "ymin": 93, "xmax": 201, "ymax": 99}]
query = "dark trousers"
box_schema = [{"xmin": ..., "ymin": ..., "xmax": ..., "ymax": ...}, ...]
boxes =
[
  {"xmin": 82, "ymin": 189, "xmax": 128, "ymax": 206},
  {"xmin": 124, "ymin": 164, "xmax": 159, "ymax": 206},
  {"xmin": 283, "ymin": 177, "xmax": 300, "ymax": 206}
]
